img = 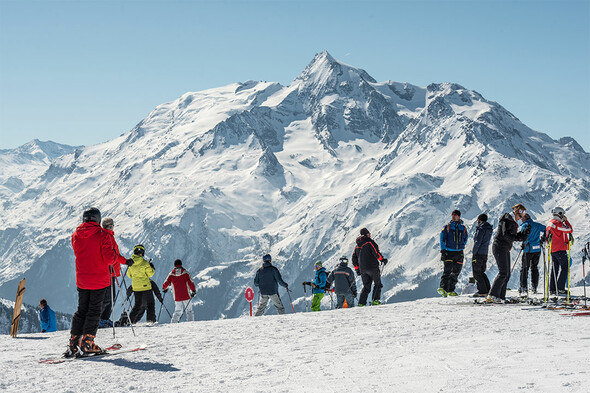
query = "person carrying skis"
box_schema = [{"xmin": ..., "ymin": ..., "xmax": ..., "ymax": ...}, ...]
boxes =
[
  {"xmin": 253, "ymin": 254, "xmax": 289, "ymax": 316},
  {"xmin": 127, "ymin": 245, "xmax": 156, "ymax": 323},
  {"xmin": 546, "ymin": 207, "xmax": 574, "ymax": 295},
  {"xmin": 65, "ymin": 207, "xmax": 116, "ymax": 357},
  {"xmin": 39, "ymin": 298, "xmax": 57, "ymax": 333},
  {"xmin": 438, "ymin": 210, "xmax": 469, "ymax": 297},
  {"xmin": 471, "ymin": 213, "xmax": 493, "ymax": 297},
  {"xmin": 352, "ymin": 228, "xmax": 388, "ymax": 306},
  {"xmin": 99, "ymin": 217, "xmax": 133, "ymax": 328},
  {"xmin": 519, "ymin": 213, "xmax": 545, "ymax": 294},
  {"xmin": 487, "ymin": 204, "xmax": 530, "ymax": 303},
  {"xmin": 163, "ymin": 259, "xmax": 196, "ymax": 322},
  {"xmin": 326, "ymin": 256, "xmax": 357, "ymax": 308},
  {"xmin": 309, "ymin": 261, "xmax": 328, "ymax": 311}
]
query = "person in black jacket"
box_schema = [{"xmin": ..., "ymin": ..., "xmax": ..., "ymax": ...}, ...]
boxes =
[
  {"xmin": 352, "ymin": 228, "xmax": 388, "ymax": 306},
  {"xmin": 471, "ymin": 213, "xmax": 494, "ymax": 297},
  {"xmin": 487, "ymin": 204, "xmax": 530, "ymax": 302},
  {"xmin": 327, "ymin": 256, "xmax": 357, "ymax": 308},
  {"xmin": 254, "ymin": 254, "xmax": 289, "ymax": 316}
]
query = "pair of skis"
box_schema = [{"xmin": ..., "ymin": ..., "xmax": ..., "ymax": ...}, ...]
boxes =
[{"xmin": 39, "ymin": 343, "xmax": 147, "ymax": 364}]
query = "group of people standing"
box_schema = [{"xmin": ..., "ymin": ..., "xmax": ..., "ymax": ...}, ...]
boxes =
[
  {"xmin": 438, "ymin": 204, "xmax": 575, "ymax": 303},
  {"xmin": 253, "ymin": 227, "xmax": 388, "ymax": 316},
  {"xmin": 63, "ymin": 207, "xmax": 197, "ymax": 358}
]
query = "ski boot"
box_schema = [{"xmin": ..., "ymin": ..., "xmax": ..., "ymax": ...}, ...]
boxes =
[
  {"xmin": 63, "ymin": 334, "xmax": 81, "ymax": 358},
  {"xmin": 372, "ymin": 300, "xmax": 382, "ymax": 306},
  {"xmin": 357, "ymin": 303, "xmax": 366, "ymax": 307},
  {"xmin": 447, "ymin": 291, "xmax": 458, "ymax": 297},
  {"xmin": 79, "ymin": 334, "xmax": 105, "ymax": 357},
  {"xmin": 437, "ymin": 288, "xmax": 448, "ymax": 297},
  {"xmin": 472, "ymin": 292, "xmax": 487, "ymax": 298}
]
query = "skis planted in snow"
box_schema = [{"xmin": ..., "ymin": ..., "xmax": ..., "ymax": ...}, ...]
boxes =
[{"xmin": 39, "ymin": 344, "xmax": 146, "ymax": 364}]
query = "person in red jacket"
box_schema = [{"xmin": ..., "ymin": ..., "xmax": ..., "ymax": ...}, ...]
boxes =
[
  {"xmin": 99, "ymin": 217, "xmax": 133, "ymax": 327},
  {"xmin": 65, "ymin": 207, "xmax": 116, "ymax": 358},
  {"xmin": 546, "ymin": 207, "xmax": 574, "ymax": 295},
  {"xmin": 162, "ymin": 260, "xmax": 196, "ymax": 322}
]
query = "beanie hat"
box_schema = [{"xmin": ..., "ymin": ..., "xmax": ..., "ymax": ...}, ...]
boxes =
[
  {"xmin": 262, "ymin": 254, "xmax": 272, "ymax": 262},
  {"xmin": 477, "ymin": 213, "xmax": 488, "ymax": 222},
  {"xmin": 174, "ymin": 259, "xmax": 182, "ymax": 267},
  {"xmin": 452, "ymin": 209, "xmax": 461, "ymax": 217},
  {"xmin": 101, "ymin": 217, "xmax": 114, "ymax": 230},
  {"xmin": 360, "ymin": 228, "xmax": 370, "ymax": 236}
]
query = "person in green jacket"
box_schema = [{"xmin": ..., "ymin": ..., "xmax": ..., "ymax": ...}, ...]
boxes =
[{"xmin": 127, "ymin": 245, "xmax": 156, "ymax": 323}]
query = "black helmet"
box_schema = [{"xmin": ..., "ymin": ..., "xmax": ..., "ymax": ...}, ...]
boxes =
[
  {"xmin": 82, "ymin": 207, "xmax": 101, "ymax": 224},
  {"xmin": 339, "ymin": 256, "xmax": 349, "ymax": 264},
  {"xmin": 133, "ymin": 245, "xmax": 145, "ymax": 255},
  {"xmin": 262, "ymin": 254, "xmax": 272, "ymax": 262}
]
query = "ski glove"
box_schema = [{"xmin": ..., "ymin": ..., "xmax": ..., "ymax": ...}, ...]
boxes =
[
  {"xmin": 440, "ymin": 250, "xmax": 448, "ymax": 261},
  {"xmin": 162, "ymin": 288, "xmax": 168, "ymax": 293},
  {"xmin": 125, "ymin": 258, "xmax": 134, "ymax": 266},
  {"xmin": 190, "ymin": 291, "xmax": 196, "ymax": 298},
  {"xmin": 381, "ymin": 258, "xmax": 388, "ymax": 265},
  {"xmin": 149, "ymin": 262, "xmax": 155, "ymax": 269}
]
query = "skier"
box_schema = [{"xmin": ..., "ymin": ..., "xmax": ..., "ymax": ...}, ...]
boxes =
[
  {"xmin": 326, "ymin": 256, "xmax": 357, "ymax": 308},
  {"xmin": 519, "ymin": 213, "xmax": 545, "ymax": 294},
  {"xmin": 309, "ymin": 261, "xmax": 328, "ymax": 311},
  {"xmin": 486, "ymin": 204, "xmax": 530, "ymax": 303},
  {"xmin": 438, "ymin": 210, "xmax": 469, "ymax": 297},
  {"xmin": 39, "ymin": 299, "xmax": 57, "ymax": 333},
  {"xmin": 471, "ymin": 213, "xmax": 493, "ymax": 297},
  {"xmin": 65, "ymin": 207, "xmax": 116, "ymax": 357},
  {"xmin": 99, "ymin": 217, "xmax": 132, "ymax": 328},
  {"xmin": 127, "ymin": 245, "xmax": 156, "ymax": 323},
  {"xmin": 162, "ymin": 259, "xmax": 196, "ymax": 323},
  {"xmin": 546, "ymin": 207, "xmax": 574, "ymax": 295},
  {"xmin": 352, "ymin": 228, "xmax": 388, "ymax": 306},
  {"xmin": 253, "ymin": 254, "xmax": 289, "ymax": 316}
]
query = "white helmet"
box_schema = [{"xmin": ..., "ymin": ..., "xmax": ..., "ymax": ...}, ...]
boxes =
[{"xmin": 551, "ymin": 207, "xmax": 565, "ymax": 217}]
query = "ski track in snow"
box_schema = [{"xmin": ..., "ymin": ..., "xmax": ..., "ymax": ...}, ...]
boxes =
[{"xmin": 1, "ymin": 294, "xmax": 589, "ymax": 393}]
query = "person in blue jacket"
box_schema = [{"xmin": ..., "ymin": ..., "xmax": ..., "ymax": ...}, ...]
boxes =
[
  {"xmin": 310, "ymin": 261, "xmax": 327, "ymax": 311},
  {"xmin": 519, "ymin": 213, "xmax": 545, "ymax": 294},
  {"xmin": 39, "ymin": 299, "xmax": 57, "ymax": 333},
  {"xmin": 254, "ymin": 254, "xmax": 289, "ymax": 316},
  {"xmin": 438, "ymin": 209, "xmax": 469, "ymax": 297},
  {"xmin": 471, "ymin": 213, "xmax": 494, "ymax": 297}
]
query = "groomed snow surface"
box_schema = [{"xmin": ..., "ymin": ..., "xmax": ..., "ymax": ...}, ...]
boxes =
[{"xmin": 2, "ymin": 290, "xmax": 589, "ymax": 393}]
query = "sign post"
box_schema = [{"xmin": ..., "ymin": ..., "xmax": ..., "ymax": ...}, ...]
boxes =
[{"xmin": 245, "ymin": 286, "xmax": 255, "ymax": 316}]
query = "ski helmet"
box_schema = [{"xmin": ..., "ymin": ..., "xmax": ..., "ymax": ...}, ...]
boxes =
[
  {"xmin": 339, "ymin": 256, "xmax": 349, "ymax": 264},
  {"xmin": 360, "ymin": 228, "xmax": 370, "ymax": 236},
  {"xmin": 262, "ymin": 254, "xmax": 272, "ymax": 262},
  {"xmin": 552, "ymin": 207, "xmax": 565, "ymax": 218},
  {"xmin": 314, "ymin": 260, "xmax": 323, "ymax": 269},
  {"xmin": 174, "ymin": 259, "xmax": 182, "ymax": 267},
  {"xmin": 82, "ymin": 207, "xmax": 101, "ymax": 224},
  {"xmin": 477, "ymin": 213, "xmax": 488, "ymax": 222},
  {"xmin": 133, "ymin": 245, "xmax": 145, "ymax": 255}
]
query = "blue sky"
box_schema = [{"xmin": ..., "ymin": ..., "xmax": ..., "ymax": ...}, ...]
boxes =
[{"xmin": 1, "ymin": 0, "xmax": 588, "ymax": 151}]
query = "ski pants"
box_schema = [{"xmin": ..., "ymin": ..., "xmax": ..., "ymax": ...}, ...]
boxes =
[
  {"xmin": 550, "ymin": 250, "xmax": 569, "ymax": 292},
  {"xmin": 489, "ymin": 245, "xmax": 511, "ymax": 299},
  {"xmin": 359, "ymin": 268, "xmax": 382, "ymax": 305},
  {"xmin": 439, "ymin": 251, "xmax": 464, "ymax": 293},
  {"xmin": 171, "ymin": 299, "xmax": 194, "ymax": 323},
  {"xmin": 336, "ymin": 293, "xmax": 355, "ymax": 308},
  {"xmin": 311, "ymin": 293, "xmax": 324, "ymax": 311},
  {"xmin": 472, "ymin": 254, "xmax": 490, "ymax": 295},
  {"xmin": 520, "ymin": 252, "xmax": 540, "ymax": 291},
  {"xmin": 255, "ymin": 294, "xmax": 285, "ymax": 316},
  {"xmin": 129, "ymin": 289, "xmax": 156, "ymax": 323},
  {"xmin": 71, "ymin": 286, "xmax": 108, "ymax": 337},
  {"xmin": 100, "ymin": 276, "xmax": 117, "ymax": 321}
]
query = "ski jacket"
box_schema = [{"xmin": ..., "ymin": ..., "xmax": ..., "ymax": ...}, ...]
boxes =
[
  {"xmin": 127, "ymin": 255, "xmax": 155, "ymax": 292},
  {"xmin": 520, "ymin": 218, "xmax": 545, "ymax": 253},
  {"xmin": 546, "ymin": 218, "xmax": 573, "ymax": 252},
  {"xmin": 327, "ymin": 262, "xmax": 357, "ymax": 295},
  {"xmin": 163, "ymin": 267, "xmax": 196, "ymax": 302},
  {"xmin": 102, "ymin": 228, "xmax": 128, "ymax": 277},
  {"xmin": 313, "ymin": 267, "xmax": 328, "ymax": 294},
  {"xmin": 352, "ymin": 235, "xmax": 384, "ymax": 273},
  {"xmin": 440, "ymin": 220, "xmax": 468, "ymax": 251},
  {"xmin": 71, "ymin": 222, "xmax": 116, "ymax": 290},
  {"xmin": 40, "ymin": 305, "xmax": 57, "ymax": 333},
  {"xmin": 492, "ymin": 212, "xmax": 527, "ymax": 251},
  {"xmin": 472, "ymin": 221, "xmax": 493, "ymax": 256},
  {"xmin": 254, "ymin": 262, "xmax": 288, "ymax": 295}
]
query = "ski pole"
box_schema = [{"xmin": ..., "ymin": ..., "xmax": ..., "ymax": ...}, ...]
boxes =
[
  {"xmin": 109, "ymin": 268, "xmax": 116, "ymax": 340},
  {"xmin": 157, "ymin": 290, "xmax": 166, "ymax": 322},
  {"xmin": 303, "ymin": 282, "xmax": 308, "ymax": 312},
  {"xmin": 567, "ymin": 240, "xmax": 572, "ymax": 304},
  {"xmin": 286, "ymin": 288, "xmax": 296, "ymax": 314},
  {"xmin": 582, "ymin": 242, "xmax": 589, "ymax": 308},
  {"xmin": 114, "ymin": 273, "xmax": 136, "ymax": 337},
  {"xmin": 510, "ymin": 248, "xmax": 524, "ymax": 275},
  {"xmin": 541, "ymin": 245, "xmax": 547, "ymax": 302},
  {"xmin": 161, "ymin": 301, "xmax": 173, "ymax": 319}
]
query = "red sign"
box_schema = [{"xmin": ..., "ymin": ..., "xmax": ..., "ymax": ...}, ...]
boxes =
[{"xmin": 245, "ymin": 287, "xmax": 254, "ymax": 302}]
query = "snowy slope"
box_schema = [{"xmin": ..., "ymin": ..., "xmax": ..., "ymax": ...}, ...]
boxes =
[
  {"xmin": 2, "ymin": 293, "xmax": 589, "ymax": 392},
  {"xmin": 0, "ymin": 51, "xmax": 589, "ymax": 320}
]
